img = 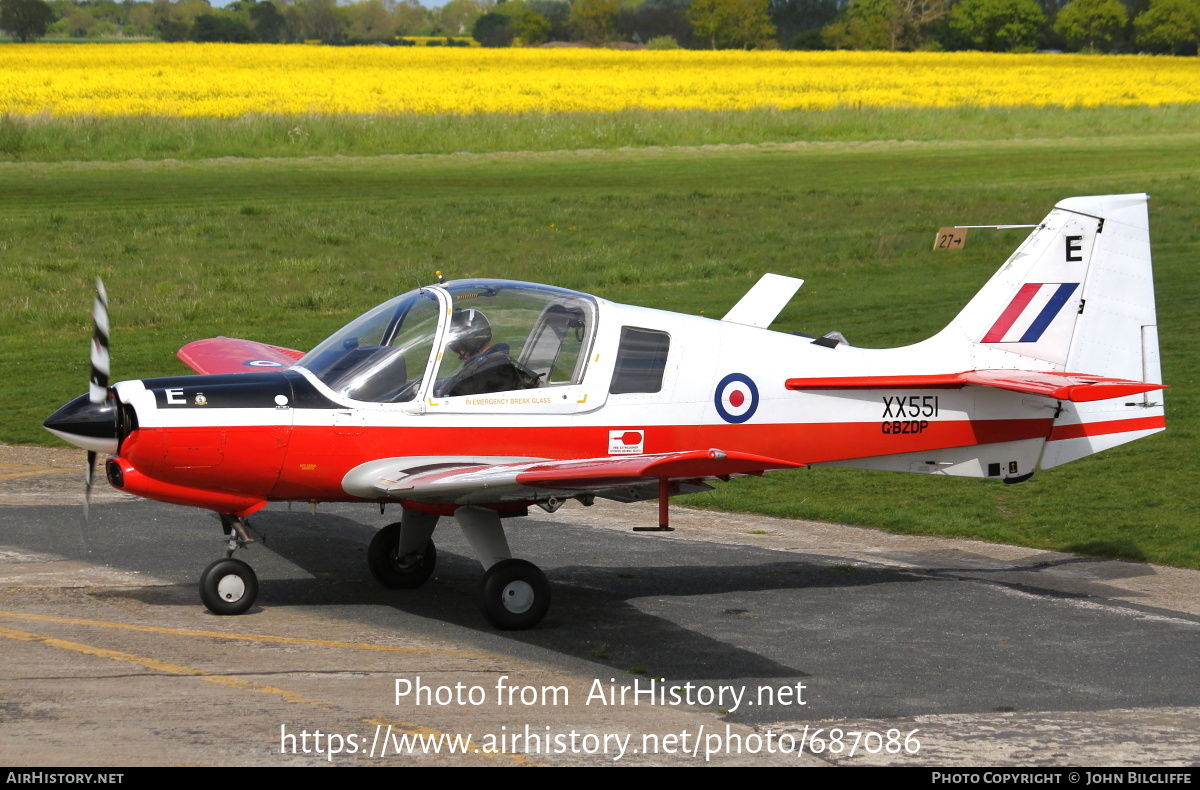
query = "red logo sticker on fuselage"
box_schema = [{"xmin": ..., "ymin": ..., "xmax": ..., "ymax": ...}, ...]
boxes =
[{"xmin": 609, "ymin": 430, "xmax": 645, "ymax": 455}]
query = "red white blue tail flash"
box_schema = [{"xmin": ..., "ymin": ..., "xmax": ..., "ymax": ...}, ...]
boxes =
[{"xmin": 982, "ymin": 283, "xmax": 1080, "ymax": 343}]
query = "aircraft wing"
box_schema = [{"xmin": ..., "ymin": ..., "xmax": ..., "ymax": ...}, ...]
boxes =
[
  {"xmin": 344, "ymin": 450, "xmax": 802, "ymax": 506},
  {"xmin": 785, "ymin": 370, "xmax": 1166, "ymax": 403},
  {"xmin": 177, "ymin": 337, "xmax": 305, "ymax": 375}
]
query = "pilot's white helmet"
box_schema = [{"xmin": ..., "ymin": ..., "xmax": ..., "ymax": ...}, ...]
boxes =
[{"xmin": 448, "ymin": 308, "xmax": 492, "ymax": 357}]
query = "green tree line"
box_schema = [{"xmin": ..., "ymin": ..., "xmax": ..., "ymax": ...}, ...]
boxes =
[{"xmin": 2, "ymin": 0, "xmax": 1197, "ymax": 53}]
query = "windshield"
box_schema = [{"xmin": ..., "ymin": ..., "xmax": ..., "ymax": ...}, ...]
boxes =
[{"xmin": 297, "ymin": 289, "xmax": 441, "ymax": 403}]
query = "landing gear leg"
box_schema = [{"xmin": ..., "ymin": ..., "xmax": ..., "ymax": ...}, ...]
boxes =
[
  {"xmin": 455, "ymin": 506, "xmax": 551, "ymax": 630},
  {"xmin": 200, "ymin": 513, "xmax": 259, "ymax": 616},
  {"xmin": 219, "ymin": 513, "xmax": 255, "ymax": 555}
]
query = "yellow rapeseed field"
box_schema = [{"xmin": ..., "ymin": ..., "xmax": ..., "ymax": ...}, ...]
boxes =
[{"xmin": 1, "ymin": 44, "xmax": 1198, "ymax": 117}]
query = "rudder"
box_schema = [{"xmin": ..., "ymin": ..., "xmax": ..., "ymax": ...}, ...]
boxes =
[{"xmin": 1039, "ymin": 194, "xmax": 1165, "ymax": 468}]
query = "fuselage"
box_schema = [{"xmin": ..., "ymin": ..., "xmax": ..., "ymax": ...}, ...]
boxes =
[{"xmin": 53, "ymin": 278, "xmax": 1062, "ymax": 518}]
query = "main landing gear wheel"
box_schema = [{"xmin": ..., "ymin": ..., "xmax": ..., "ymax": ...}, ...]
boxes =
[
  {"xmin": 199, "ymin": 558, "xmax": 258, "ymax": 616},
  {"xmin": 368, "ymin": 523, "xmax": 437, "ymax": 589},
  {"xmin": 480, "ymin": 559, "xmax": 551, "ymax": 630}
]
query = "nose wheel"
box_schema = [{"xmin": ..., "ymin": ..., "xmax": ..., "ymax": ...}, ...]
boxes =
[{"xmin": 199, "ymin": 557, "xmax": 259, "ymax": 616}]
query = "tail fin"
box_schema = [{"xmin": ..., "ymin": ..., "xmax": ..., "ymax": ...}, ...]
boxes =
[{"xmin": 947, "ymin": 194, "xmax": 1165, "ymax": 468}]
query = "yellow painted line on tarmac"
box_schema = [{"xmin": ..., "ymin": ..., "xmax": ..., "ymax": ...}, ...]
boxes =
[
  {"xmin": 0, "ymin": 464, "xmax": 69, "ymax": 470},
  {"xmin": 0, "ymin": 622, "xmax": 534, "ymax": 765},
  {"xmin": 0, "ymin": 622, "xmax": 328, "ymax": 708},
  {"xmin": 0, "ymin": 609, "xmax": 494, "ymax": 658},
  {"xmin": 0, "ymin": 468, "xmax": 73, "ymax": 481}
]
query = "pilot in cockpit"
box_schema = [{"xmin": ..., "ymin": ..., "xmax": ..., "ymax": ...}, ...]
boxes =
[{"xmin": 437, "ymin": 308, "xmax": 539, "ymax": 397}]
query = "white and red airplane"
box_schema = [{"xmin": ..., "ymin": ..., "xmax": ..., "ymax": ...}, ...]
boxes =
[{"xmin": 44, "ymin": 193, "xmax": 1166, "ymax": 629}]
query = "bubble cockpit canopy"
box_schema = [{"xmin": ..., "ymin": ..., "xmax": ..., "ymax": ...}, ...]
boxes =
[{"xmin": 296, "ymin": 280, "xmax": 598, "ymax": 403}]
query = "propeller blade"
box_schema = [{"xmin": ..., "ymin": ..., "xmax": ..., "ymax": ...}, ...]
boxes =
[
  {"xmin": 85, "ymin": 278, "xmax": 108, "ymax": 533},
  {"xmin": 89, "ymin": 278, "xmax": 109, "ymax": 405}
]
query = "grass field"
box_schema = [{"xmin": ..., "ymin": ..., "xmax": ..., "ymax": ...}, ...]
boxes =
[
  {"xmin": 5, "ymin": 105, "xmax": 1200, "ymax": 161},
  {"xmin": 1, "ymin": 107, "xmax": 1197, "ymax": 567}
]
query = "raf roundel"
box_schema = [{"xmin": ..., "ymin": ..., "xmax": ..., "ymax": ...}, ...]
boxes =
[
  {"xmin": 244, "ymin": 359, "xmax": 284, "ymax": 368},
  {"xmin": 714, "ymin": 373, "xmax": 760, "ymax": 424}
]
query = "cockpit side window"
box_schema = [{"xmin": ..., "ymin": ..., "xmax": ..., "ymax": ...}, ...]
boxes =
[
  {"xmin": 432, "ymin": 282, "xmax": 597, "ymax": 399},
  {"xmin": 520, "ymin": 304, "xmax": 589, "ymax": 384},
  {"xmin": 609, "ymin": 327, "xmax": 670, "ymax": 394}
]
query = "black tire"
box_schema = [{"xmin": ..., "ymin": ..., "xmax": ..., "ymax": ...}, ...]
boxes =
[
  {"xmin": 480, "ymin": 559, "xmax": 551, "ymax": 630},
  {"xmin": 368, "ymin": 523, "xmax": 436, "ymax": 589},
  {"xmin": 199, "ymin": 558, "xmax": 258, "ymax": 616}
]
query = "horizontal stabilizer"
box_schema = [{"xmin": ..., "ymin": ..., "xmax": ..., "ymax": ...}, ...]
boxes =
[
  {"xmin": 785, "ymin": 370, "xmax": 1166, "ymax": 403},
  {"xmin": 178, "ymin": 337, "xmax": 305, "ymax": 375}
]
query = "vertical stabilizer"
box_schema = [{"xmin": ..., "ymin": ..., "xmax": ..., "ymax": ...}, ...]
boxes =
[{"xmin": 943, "ymin": 194, "xmax": 1164, "ymax": 468}]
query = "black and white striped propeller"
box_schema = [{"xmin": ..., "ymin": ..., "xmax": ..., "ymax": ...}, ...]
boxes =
[
  {"xmin": 43, "ymin": 279, "xmax": 121, "ymax": 521},
  {"xmin": 84, "ymin": 278, "xmax": 110, "ymax": 512}
]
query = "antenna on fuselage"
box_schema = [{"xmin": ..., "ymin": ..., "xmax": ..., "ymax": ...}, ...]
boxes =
[
  {"xmin": 933, "ymin": 224, "xmax": 1039, "ymax": 251},
  {"xmin": 416, "ymin": 271, "xmax": 446, "ymax": 294}
]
